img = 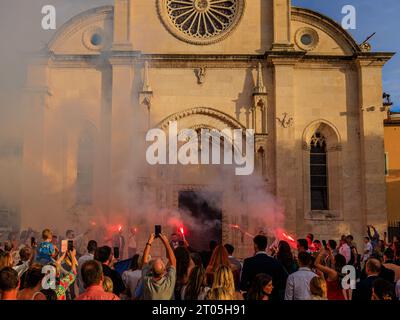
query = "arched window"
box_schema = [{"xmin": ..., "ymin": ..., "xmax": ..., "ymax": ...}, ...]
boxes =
[
  {"xmin": 303, "ymin": 121, "xmax": 343, "ymax": 219},
  {"xmin": 310, "ymin": 132, "xmax": 329, "ymax": 210},
  {"xmin": 76, "ymin": 128, "xmax": 95, "ymax": 205}
]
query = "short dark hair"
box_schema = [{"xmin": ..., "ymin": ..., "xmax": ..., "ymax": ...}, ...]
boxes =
[
  {"xmin": 209, "ymin": 240, "xmax": 218, "ymax": 251},
  {"xmin": 95, "ymin": 246, "xmax": 112, "ymax": 263},
  {"xmin": 384, "ymin": 248, "xmax": 394, "ymax": 260},
  {"xmin": 87, "ymin": 240, "xmax": 98, "ymax": 253},
  {"xmin": 4, "ymin": 241, "xmax": 13, "ymax": 252},
  {"xmin": 372, "ymin": 278, "xmax": 395, "ymax": 300},
  {"xmin": 24, "ymin": 264, "xmax": 45, "ymax": 289},
  {"xmin": 66, "ymin": 230, "xmax": 74, "ymax": 237},
  {"xmin": 306, "ymin": 233, "xmax": 314, "ymax": 241},
  {"xmin": 298, "ymin": 252, "xmax": 312, "ymax": 267},
  {"xmin": 0, "ymin": 267, "xmax": 19, "ymax": 291},
  {"xmin": 40, "ymin": 289, "xmax": 58, "ymax": 301},
  {"xmin": 313, "ymin": 240, "xmax": 321, "ymax": 245},
  {"xmin": 297, "ymin": 239, "xmax": 308, "ymax": 250},
  {"xmin": 253, "ymin": 235, "xmax": 268, "ymax": 251},
  {"xmin": 328, "ymin": 239, "xmax": 337, "ymax": 250},
  {"xmin": 224, "ymin": 244, "xmax": 234, "ymax": 255},
  {"xmin": 130, "ymin": 254, "xmax": 140, "ymax": 271},
  {"xmin": 81, "ymin": 260, "xmax": 103, "ymax": 287},
  {"xmin": 19, "ymin": 247, "xmax": 32, "ymax": 262}
]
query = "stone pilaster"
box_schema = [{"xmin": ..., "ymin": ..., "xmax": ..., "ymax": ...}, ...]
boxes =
[
  {"xmin": 272, "ymin": 0, "xmax": 294, "ymax": 51},
  {"xmin": 108, "ymin": 57, "xmax": 136, "ymax": 218},
  {"xmin": 357, "ymin": 56, "xmax": 391, "ymax": 234},
  {"xmin": 270, "ymin": 56, "xmax": 297, "ymax": 235},
  {"xmin": 113, "ymin": 0, "xmax": 133, "ymax": 50},
  {"xmin": 20, "ymin": 57, "xmax": 51, "ymax": 229}
]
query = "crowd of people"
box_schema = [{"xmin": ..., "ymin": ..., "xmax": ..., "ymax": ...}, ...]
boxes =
[{"xmin": 0, "ymin": 224, "xmax": 399, "ymax": 301}]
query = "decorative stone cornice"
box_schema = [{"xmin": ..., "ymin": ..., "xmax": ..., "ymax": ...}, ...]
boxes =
[{"xmin": 356, "ymin": 53, "xmax": 395, "ymax": 67}]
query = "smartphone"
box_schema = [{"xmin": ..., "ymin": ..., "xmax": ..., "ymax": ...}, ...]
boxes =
[
  {"xmin": 61, "ymin": 240, "xmax": 68, "ymax": 253},
  {"xmin": 155, "ymin": 225, "xmax": 162, "ymax": 238},
  {"xmin": 113, "ymin": 247, "xmax": 120, "ymax": 259},
  {"xmin": 322, "ymin": 240, "xmax": 327, "ymax": 248},
  {"xmin": 67, "ymin": 240, "xmax": 74, "ymax": 252},
  {"xmin": 31, "ymin": 237, "xmax": 36, "ymax": 247}
]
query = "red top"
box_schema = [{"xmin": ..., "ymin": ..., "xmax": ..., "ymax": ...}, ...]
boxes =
[
  {"xmin": 76, "ymin": 285, "xmax": 120, "ymax": 300},
  {"xmin": 326, "ymin": 279, "xmax": 345, "ymax": 300}
]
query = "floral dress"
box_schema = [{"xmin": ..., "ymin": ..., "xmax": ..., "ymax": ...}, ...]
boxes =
[{"xmin": 56, "ymin": 270, "xmax": 77, "ymax": 300}]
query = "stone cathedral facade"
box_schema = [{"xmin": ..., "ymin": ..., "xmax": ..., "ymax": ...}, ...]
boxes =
[{"xmin": 21, "ymin": 0, "xmax": 393, "ymax": 253}]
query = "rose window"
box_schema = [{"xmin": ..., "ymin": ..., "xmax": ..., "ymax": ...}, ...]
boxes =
[{"xmin": 158, "ymin": 0, "xmax": 245, "ymax": 45}]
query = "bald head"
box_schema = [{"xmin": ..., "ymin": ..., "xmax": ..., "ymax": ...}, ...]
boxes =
[
  {"xmin": 152, "ymin": 258, "xmax": 166, "ymax": 277},
  {"xmin": 366, "ymin": 258, "xmax": 381, "ymax": 276}
]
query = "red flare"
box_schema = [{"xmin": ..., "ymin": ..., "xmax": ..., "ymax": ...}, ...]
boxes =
[
  {"xmin": 179, "ymin": 227, "xmax": 185, "ymax": 235},
  {"xmin": 118, "ymin": 225, "xmax": 122, "ymax": 232},
  {"xmin": 282, "ymin": 232, "xmax": 295, "ymax": 242}
]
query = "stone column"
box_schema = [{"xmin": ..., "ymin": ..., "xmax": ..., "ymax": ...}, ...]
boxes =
[
  {"xmin": 108, "ymin": 57, "xmax": 136, "ymax": 219},
  {"xmin": 272, "ymin": 0, "xmax": 293, "ymax": 50},
  {"xmin": 357, "ymin": 57, "xmax": 391, "ymax": 234},
  {"xmin": 270, "ymin": 56, "xmax": 297, "ymax": 235}
]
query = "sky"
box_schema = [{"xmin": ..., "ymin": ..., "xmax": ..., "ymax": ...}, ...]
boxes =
[
  {"xmin": 0, "ymin": 0, "xmax": 398, "ymax": 110},
  {"xmin": 293, "ymin": 0, "xmax": 400, "ymax": 111}
]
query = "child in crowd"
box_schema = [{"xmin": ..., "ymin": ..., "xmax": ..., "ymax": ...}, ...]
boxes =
[
  {"xmin": 35, "ymin": 229, "xmax": 57, "ymax": 265},
  {"xmin": 103, "ymin": 276, "xmax": 114, "ymax": 294}
]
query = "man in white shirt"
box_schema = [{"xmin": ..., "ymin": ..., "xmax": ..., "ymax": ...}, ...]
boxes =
[
  {"xmin": 77, "ymin": 240, "xmax": 97, "ymax": 294},
  {"xmin": 285, "ymin": 252, "xmax": 316, "ymax": 300},
  {"xmin": 362, "ymin": 237, "xmax": 373, "ymax": 266}
]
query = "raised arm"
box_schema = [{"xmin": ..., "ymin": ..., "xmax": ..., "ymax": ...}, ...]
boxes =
[
  {"xmin": 160, "ymin": 233, "xmax": 176, "ymax": 268},
  {"xmin": 69, "ymin": 248, "xmax": 78, "ymax": 273},
  {"xmin": 314, "ymin": 250, "xmax": 337, "ymax": 279},
  {"xmin": 142, "ymin": 233, "xmax": 155, "ymax": 266}
]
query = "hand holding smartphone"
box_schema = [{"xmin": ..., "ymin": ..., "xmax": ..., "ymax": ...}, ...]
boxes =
[
  {"xmin": 155, "ymin": 225, "xmax": 162, "ymax": 238},
  {"xmin": 113, "ymin": 247, "xmax": 120, "ymax": 259},
  {"xmin": 67, "ymin": 240, "xmax": 74, "ymax": 252},
  {"xmin": 61, "ymin": 240, "xmax": 68, "ymax": 253}
]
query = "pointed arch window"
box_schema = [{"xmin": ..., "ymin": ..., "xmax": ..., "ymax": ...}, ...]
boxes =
[{"xmin": 310, "ymin": 132, "xmax": 329, "ymax": 210}]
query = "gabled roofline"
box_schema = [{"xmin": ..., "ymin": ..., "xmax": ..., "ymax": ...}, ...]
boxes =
[
  {"xmin": 47, "ymin": 5, "xmax": 114, "ymax": 51},
  {"xmin": 292, "ymin": 6, "xmax": 361, "ymax": 54}
]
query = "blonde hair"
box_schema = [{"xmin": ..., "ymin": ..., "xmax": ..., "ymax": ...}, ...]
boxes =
[
  {"xmin": 103, "ymin": 276, "xmax": 114, "ymax": 293},
  {"xmin": 210, "ymin": 265, "xmax": 235, "ymax": 299},
  {"xmin": 310, "ymin": 276, "xmax": 327, "ymax": 298},
  {"xmin": 42, "ymin": 229, "xmax": 52, "ymax": 240},
  {"xmin": 207, "ymin": 287, "xmax": 234, "ymax": 300},
  {"xmin": 207, "ymin": 245, "xmax": 230, "ymax": 273}
]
